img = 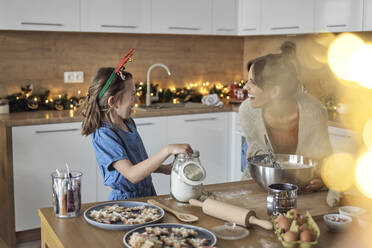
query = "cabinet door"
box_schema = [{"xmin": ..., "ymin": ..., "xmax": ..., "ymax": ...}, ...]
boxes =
[
  {"xmin": 261, "ymin": 0, "xmax": 314, "ymax": 35},
  {"xmin": 96, "ymin": 117, "xmax": 169, "ymax": 201},
  {"xmin": 315, "ymin": 0, "xmax": 363, "ymax": 33},
  {"xmin": 151, "ymin": 0, "xmax": 212, "ymax": 35},
  {"xmin": 364, "ymin": 0, "xmax": 372, "ymax": 31},
  {"xmin": 212, "ymin": 0, "xmax": 237, "ymax": 35},
  {"xmin": 328, "ymin": 126, "xmax": 360, "ymax": 154},
  {"xmin": 12, "ymin": 123, "xmax": 97, "ymax": 231},
  {"xmin": 237, "ymin": 0, "xmax": 261, "ymax": 35},
  {"xmin": 168, "ymin": 113, "xmax": 229, "ymax": 185},
  {"xmin": 0, "ymin": 0, "xmax": 80, "ymax": 31},
  {"xmin": 81, "ymin": 0, "xmax": 150, "ymax": 33}
]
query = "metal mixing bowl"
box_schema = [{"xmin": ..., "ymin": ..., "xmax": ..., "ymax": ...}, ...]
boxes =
[{"xmin": 247, "ymin": 154, "xmax": 318, "ymax": 190}]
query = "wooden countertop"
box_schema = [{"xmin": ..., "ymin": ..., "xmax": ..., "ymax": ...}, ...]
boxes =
[
  {"xmin": 38, "ymin": 180, "xmax": 344, "ymax": 248},
  {"xmin": 0, "ymin": 103, "xmax": 354, "ymax": 130},
  {"xmin": 0, "ymin": 104, "xmax": 236, "ymax": 127}
]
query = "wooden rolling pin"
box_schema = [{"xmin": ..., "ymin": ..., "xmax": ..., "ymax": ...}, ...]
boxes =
[{"xmin": 189, "ymin": 198, "xmax": 273, "ymax": 230}]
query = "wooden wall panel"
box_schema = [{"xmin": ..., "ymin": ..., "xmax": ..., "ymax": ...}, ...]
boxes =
[{"xmin": 0, "ymin": 31, "xmax": 243, "ymax": 98}]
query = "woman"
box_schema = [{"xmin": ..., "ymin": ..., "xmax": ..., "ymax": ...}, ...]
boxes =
[{"xmin": 239, "ymin": 41, "xmax": 340, "ymax": 206}]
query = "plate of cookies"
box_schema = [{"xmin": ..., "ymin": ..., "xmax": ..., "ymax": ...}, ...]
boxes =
[
  {"xmin": 83, "ymin": 201, "xmax": 165, "ymax": 230},
  {"xmin": 123, "ymin": 223, "xmax": 217, "ymax": 248}
]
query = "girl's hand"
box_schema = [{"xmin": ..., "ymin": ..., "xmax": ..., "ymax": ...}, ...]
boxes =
[
  {"xmin": 156, "ymin": 164, "xmax": 172, "ymax": 175},
  {"xmin": 167, "ymin": 144, "xmax": 193, "ymax": 156}
]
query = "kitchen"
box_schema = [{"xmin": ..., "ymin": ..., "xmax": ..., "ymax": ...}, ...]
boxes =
[{"xmin": 0, "ymin": 0, "xmax": 372, "ymax": 247}]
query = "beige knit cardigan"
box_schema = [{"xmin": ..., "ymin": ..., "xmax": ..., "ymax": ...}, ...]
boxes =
[{"xmin": 239, "ymin": 92, "xmax": 333, "ymax": 180}]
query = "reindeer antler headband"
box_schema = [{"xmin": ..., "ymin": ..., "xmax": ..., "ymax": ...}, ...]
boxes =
[{"xmin": 98, "ymin": 48, "xmax": 135, "ymax": 99}]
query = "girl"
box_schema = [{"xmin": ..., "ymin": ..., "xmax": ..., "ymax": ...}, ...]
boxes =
[
  {"xmin": 79, "ymin": 67, "xmax": 193, "ymax": 200},
  {"xmin": 239, "ymin": 41, "xmax": 340, "ymax": 206}
]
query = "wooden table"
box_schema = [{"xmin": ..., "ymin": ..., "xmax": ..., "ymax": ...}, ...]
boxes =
[{"xmin": 39, "ymin": 181, "xmax": 344, "ymax": 248}]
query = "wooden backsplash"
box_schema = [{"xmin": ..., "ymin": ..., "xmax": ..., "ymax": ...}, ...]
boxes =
[
  {"xmin": 1, "ymin": 30, "xmax": 371, "ymax": 111},
  {"xmin": 0, "ymin": 31, "xmax": 244, "ymax": 98}
]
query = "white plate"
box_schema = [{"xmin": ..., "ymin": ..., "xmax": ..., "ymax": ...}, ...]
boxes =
[{"xmin": 84, "ymin": 201, "xmax": 164, "ymax": 230}]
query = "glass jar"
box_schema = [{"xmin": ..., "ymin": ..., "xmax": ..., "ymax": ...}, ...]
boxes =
[{"xmin": 170, "ymin": 150, "xmax": 206, "ymax": 203}]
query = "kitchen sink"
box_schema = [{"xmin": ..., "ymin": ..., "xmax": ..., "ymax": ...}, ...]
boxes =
[{"xmin": 135, "ymin": 102, "xmax": 211, "ymax": 111}]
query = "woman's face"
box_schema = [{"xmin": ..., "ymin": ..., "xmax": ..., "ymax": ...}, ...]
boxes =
[
  {"xmin": 245, "ymin": 64, "xmax": 270, "ymax": 108},
  {"xmin": 114, "ymin": 79, "xmax": 137, "ymax": 119}
]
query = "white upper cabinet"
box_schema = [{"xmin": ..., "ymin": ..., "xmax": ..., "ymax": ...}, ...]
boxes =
[
  {"xmin": 261, "ymin": 0, "xmax": 314, "ymax": 35},
  {"xmin": 315, "ymin": 0, "xmax": 363, "ymax": 33},
  {"xmin": 237, "ymin": 0, "xmax": 261, "ymax": 35},
  {"xmin": 212, "ymin": 0, "xmax": 237, "ymax": 35},
  {"xmin": 151, "ymin": 0, "xmax": 212, "ymax": 35},
  {"xmin": 364, "ymin": 0, "xmax": 372, "ymax": 31},
  {"xmin": 81, "ymin": 0, "xmax": 150, "ymax": 33},
  {"xmin": 0, "ymin": 0, "xmax": 80, "ymax": 31}
]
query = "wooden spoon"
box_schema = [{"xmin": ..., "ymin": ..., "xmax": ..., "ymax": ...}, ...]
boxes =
[{"xmin": 147, "ymin": 199, "xmax": 199, "ymax": 223}]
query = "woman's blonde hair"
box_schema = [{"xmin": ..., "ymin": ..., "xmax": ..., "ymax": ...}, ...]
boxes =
[{"xmin": 78, "ymin": 67, "xmax": 133, "ymax": 136}]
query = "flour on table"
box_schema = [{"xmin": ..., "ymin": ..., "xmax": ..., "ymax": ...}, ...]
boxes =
[{"xmin": 213, "ymin": 190, "xmax": 253, "ymax": 200}]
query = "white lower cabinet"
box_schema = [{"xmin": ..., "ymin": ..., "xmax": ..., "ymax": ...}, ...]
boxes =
[
  {"xmin": 12, "ymin": 122, "xmax": 97, "ymax": 231},
  {"xmin": 167, "ymin": 113, "xmax": 229, "ymax": 185},
  {"xmin": 135, "ymin": 117, "xmax": 169, "ymax": 195}
]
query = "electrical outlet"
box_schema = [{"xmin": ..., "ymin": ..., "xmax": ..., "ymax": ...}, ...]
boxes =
[{"xmin": 64, "ymin": 71, "xmax": 84, "ymax": 83}]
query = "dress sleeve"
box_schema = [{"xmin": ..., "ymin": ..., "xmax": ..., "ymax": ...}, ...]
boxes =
[{"xmin": 91, "ymin": 127, "xmax": 129, "ymax": 171}]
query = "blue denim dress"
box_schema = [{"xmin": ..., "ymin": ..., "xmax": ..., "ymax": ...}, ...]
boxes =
[{"xmin": 91, "ymin": 119, "xmax": 156, "ymax": 200}]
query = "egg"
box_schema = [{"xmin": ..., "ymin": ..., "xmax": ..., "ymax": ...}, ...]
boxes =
[
  {"xmin": 300, "ymin": 229, "xmax": 312, "ymax": 242},
  {"xmin": 276, "ymin": 214, "xmax": 291, "ymax": 232},
  {"xmin": 299, "ymin": 224, "xmax": 310, "ymax": 232},
  {"xmin": 288, "ymin": 208, "xmax": 299, "ymax": 217},
  {"xmin": 282, "ymin": 231, "xmax": 298, "ymax": 242},
  {"xmin": 296, "ymin": 215, "xmax": 305, "ymax": 225}
]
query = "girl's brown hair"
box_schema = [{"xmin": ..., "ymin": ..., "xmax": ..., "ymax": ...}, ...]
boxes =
[{"xmin": 78, "ymin": 67, "xmax": 133, "ymax": 136}]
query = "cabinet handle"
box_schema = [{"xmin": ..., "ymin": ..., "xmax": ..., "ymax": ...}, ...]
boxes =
[
  {"xmin": 271, "ymin": 26, "xmax": 299, "ymax": 30},
  {"xmin": 136, "ymin": 122, "xmax": 154, "ymax": 126},
  {"xmin": 326, "ymin": 24, "xmax": 347, "ymax": 28},
  {"xmin": 216, "ymin": 28, "xmax": 233, "ymax": 31},
  {"xmin": 35, "ymin": 128, "xmax": 79, "ymax": 134},
  {"xmin": 101, "ymin": 24, "xmax": 137, "ymax": 29},
  {"xmin": 329, "ymin": 133, "xmax": 352, "ymax": 138},
  {"xmin": 184, "ymin": 117, "xmax": 217, "ymax": 122},
  {"xmin": 243, "ymin": 28, "xmax": 257, "ymax": 31},
  {"xmin": 168, "ymin": 26, "xmax": 201, "ymax": 31},
  {"xmin": 21, "ymin": 22, "xmax": 64, "ymax": 27}
]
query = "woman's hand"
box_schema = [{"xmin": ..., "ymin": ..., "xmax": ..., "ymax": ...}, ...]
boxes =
[
  {"xmin": 167, "ymin": 144, "xmax": 193, "ymax": 156},
  {"xmin": 304, "ymin": 178, "xmax": 325, "ymax": 192}
]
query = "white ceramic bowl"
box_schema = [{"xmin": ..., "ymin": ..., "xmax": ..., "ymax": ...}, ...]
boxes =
[
  {"xmin": 323, "ymin": 214, "xmax": 352, "ymax": 232},
  {"xmin": 339, "ymin": 206, "xmax": 366, "ymax": 218}
]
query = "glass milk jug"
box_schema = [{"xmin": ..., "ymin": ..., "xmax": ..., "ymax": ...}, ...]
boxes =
[{"xmin": 170, "ymin": 150, "xmax": 206, "ymax": 203}]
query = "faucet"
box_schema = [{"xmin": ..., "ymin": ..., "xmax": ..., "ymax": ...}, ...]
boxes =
[{"xmin": 146, "ymin": 63, "xmax": 171, "ymax": 106}]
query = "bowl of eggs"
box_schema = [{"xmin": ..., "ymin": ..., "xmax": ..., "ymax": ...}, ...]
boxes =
[
  {"xmin": 323, "ymin": 214, "xmax": 352, "ymax": 232},
  {"xmin": 273, "ymin": 208, "xmax": 320, "ymax": 247}
]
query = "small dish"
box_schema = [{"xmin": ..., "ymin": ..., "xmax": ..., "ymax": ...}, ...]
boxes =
[
  {"xmin": 323, "ymin": 214, "xmax": 352, "ymax": 232},
  {"xmin": 339, "ymin": 206, "xmax": 366, "ymax": 218}
]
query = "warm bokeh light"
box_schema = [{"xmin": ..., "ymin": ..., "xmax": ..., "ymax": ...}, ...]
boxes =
[
  {"xmin": 321, "ymin": 153, "xmax": 355, "ymax": 192},
  {"xmin": 328, "ymin": 33, "xmax": 364, "ymax": 82},
  {"xmin": 363, "ymin": 117, "xmax": 372, "ymax": 148},
  {"xmin": 355, "ymin": 150, "xmax": 372, "ymax": 198},
  {"xmin": 350, "ymin": 44, "xmax": 372, "ymax": 89}
]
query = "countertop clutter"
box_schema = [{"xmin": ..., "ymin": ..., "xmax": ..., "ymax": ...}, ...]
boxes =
[{"xmin": 38, "ymin": 180, "xmax": 341, "ymax": 248}]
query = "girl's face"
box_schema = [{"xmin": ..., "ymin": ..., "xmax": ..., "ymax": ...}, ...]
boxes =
[
  {"xmin": 245, "ymin": 64, "xmax": 270, "ymax": 108},
  {"xmin": 113, "ymin": 79, "xmax": 137, "ymax": 119}
]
